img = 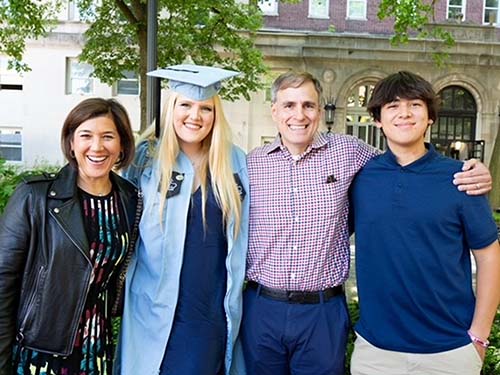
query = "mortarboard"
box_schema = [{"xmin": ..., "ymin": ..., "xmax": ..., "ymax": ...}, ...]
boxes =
[{"xmin": 147, "ymin": 64, "xmax": 240, "ymax": 137}]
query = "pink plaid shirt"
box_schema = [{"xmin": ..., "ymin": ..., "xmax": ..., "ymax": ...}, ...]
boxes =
[{"xmin": 246, "ymin": 132, "xmax": 378, "ymax": 291}]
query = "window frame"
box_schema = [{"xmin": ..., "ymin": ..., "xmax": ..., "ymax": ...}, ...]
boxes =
[
  {"xmin": 346, "ymin": 0, "xmax": 367, "ymax": 20},
  {"xmin": 447, "ymin": 0, "xmax": 466, "ymax": 20},
  {"xmin": 483, "ymin": 0, "xmax": 499, "ymax": 25},
  {"xmin": 0, "ymin": 127, "xmax": 23, "ymax": 162},
  {"xmin": 115, "ymin": 70, "xmax": 139, "ymax": 96},
  {"xmin": 65, "ymin": 57, "xmax": 94, "ymax": 95},
  {"xmin": 258, "ymin": 0, "xmax": 279, "ymax": 16},
  {"xmin": 308, "ymin": 0, "xmax": 330, "ymax": 19}
]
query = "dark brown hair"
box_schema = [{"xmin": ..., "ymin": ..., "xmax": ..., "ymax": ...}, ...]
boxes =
[
  {"xmin": 61, "ymin": 98, "xmax": 135, "ymax": 170},
  {"xmin": 367, "ymin": 71, "xmax": 439, "ymax": 123}
]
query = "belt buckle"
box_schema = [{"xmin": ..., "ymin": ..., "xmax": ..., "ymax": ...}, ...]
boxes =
[{"xmin": 288, "ymin": 291, "xmax": 306, "ymax": 304}]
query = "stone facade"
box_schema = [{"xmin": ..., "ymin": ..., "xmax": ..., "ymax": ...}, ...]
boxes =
[
  {"xmin": 0, "ymin": 1, "xmax": 498, "ymax": 166},
  {"xmin": 238, "ymin": 0, "xmax": 500, "ymax": 164}
]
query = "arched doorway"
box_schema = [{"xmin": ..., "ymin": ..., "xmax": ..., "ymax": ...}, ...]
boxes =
[{"xmin": 432, "ymin": 86, "xmax": 484, "ymax": 160}]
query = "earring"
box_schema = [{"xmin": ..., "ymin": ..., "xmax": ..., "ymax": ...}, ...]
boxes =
[
  {"xmin": 115, "ymin": 151, "xmax": 124, "ymax": 165},
  {"xmin": 70, "ymin": 150, "xmax": 75, "ymax": 158}
]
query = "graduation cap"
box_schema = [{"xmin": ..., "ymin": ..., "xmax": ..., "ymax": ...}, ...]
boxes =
[{"xmin": 148, "ymin": 64, "xmax": 240, "ymax": 137}]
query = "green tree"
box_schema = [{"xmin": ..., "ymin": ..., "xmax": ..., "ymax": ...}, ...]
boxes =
[
  {"xmin": 378, "ymin": 0, "xmax": 455, "ymax": 66},
  {"xmin": 0, "ymin": 0, "xmax": 61, "ymax": 72},
  {"xmin": 78, "ymin": 0, "xmax": 267, "ymax": 131},
  {"xmin": 1, "ymin": 0, "xmax": 266, "ymax": 131}
]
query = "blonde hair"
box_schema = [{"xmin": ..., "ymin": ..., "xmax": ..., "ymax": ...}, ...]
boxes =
[{"xmin": 144, "ymin": 92, "xmax": 242, "ymax": 237}]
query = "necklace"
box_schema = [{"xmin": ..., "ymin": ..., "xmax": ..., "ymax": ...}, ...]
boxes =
[{"xmin": 77, "ymin": 179, "xmax": 112, "ymax": 197}]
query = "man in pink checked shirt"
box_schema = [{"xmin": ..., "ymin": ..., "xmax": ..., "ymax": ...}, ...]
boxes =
[{"xmin": 239, "ymin": 70, "xmax": 492, "ymax": 375}]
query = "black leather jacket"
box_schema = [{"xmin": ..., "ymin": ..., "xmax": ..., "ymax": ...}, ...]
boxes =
[{"xmin": 0, "ymin": 164, "xmax": 141, "ymax": 374}]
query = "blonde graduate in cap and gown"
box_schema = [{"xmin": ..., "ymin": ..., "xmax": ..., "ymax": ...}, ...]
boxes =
[{"xmin": 116, "ymin": 65, "xmax": 249, "ymax": 375}]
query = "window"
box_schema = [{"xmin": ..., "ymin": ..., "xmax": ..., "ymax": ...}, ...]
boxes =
[
  {"xmin": 116, "ymin": 70, "xmax": 139, "ymax": 96},
  {"xmin": 345, "ymin": 83, "xmax": 385, "ymax": 150},
  {"xmin": 57, "ymin": 1, "xmax": 80, "ymax": 21},
  {"xmin": 0, "ymin": 127, "xmax": 22, "ymax": 162},
  {"xmin": 66, "ymin": 58, "xmax": 94, "ymax": 95},
  {"xmin": 258, "ymin": 0, "xmax": 278, "ymax": 15},
  {"xmin": 484, "ymin": 0, "xmax": 499, "ymax": 24},
  {"xmin": 447, "ymin": 0, "xmax": 466, "ymax": 20},
  {"xmin": 309, "ymin": 0, "xmax": 329, "ymax": 18},
  {"xmin": 0, "ymin": 56, "xmax": 23, "ymax": 90},
  {"xmin": 347, "ymin": 0, "xmax": 367, "ymax": 19}
]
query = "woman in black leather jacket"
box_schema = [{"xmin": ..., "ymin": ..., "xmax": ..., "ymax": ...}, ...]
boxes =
[{"xmin": 0, "ymin": 98, "xmax": 142, "ymax": 375}]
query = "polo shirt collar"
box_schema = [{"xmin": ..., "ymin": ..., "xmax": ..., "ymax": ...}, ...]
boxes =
[{"xmin": 382, "ymin": 142, "xmax": 438, "ymax": 173}]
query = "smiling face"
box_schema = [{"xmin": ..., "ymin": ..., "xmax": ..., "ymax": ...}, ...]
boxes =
[
  {"xmin": 70, "ymin": 115, "xmax": 122, "ymax": 188},
  {"xmin": 173, "ymin": 94, "xmax": 215, "ymax": 153},
  {"xmin": 271, "ymin": 81, "xmax": 322, "ymax": 156},
  {"xmin": 376, "ymin": 97, "xmax": 433, "ymax": 156}
]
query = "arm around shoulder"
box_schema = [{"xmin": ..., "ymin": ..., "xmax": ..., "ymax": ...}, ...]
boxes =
[{"xmin": 453, "ymin": 159, "xmax": 492, "ymax": 195}]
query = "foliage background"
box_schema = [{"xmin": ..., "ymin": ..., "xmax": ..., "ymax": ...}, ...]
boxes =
[{"xmin": 0, "ymin": 159, "xmax": 59, "ymax": 213}]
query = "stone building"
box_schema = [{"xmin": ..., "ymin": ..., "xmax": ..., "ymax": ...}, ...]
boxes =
[
  {"xmin": 0, "ymin": 0, "xmax": 499, "ymax": 165},
  {"xmin": 242, "ymin": 0, "xmax": 500, "ymax": 164}
]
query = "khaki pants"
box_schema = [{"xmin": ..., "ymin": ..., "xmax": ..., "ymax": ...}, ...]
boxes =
[{"xmin": 350, "ymin": 333, "xmax": 483, "ymax": 375}]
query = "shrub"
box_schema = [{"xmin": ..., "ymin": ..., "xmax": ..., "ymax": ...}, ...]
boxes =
[
  {"xmin": 483, "ymin": 311, "xmax": 500, "ymax": 375},
  {"xmin": 493, "ymin": 210, "xmax": 500, "ymax": 225},
  {"xmin": 0, "ymin": 158, "xmax": 60, "ymax": 214}
]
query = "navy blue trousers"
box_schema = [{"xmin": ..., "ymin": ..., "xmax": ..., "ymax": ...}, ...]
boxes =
[{"xmin": 241, "ymin": 286, "xmax": 349, "ymax": 375}]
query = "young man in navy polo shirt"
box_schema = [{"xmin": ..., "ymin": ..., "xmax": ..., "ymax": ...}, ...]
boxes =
[{"xmin": 350, "ymin": 71, "xmax": 500, "ymax": 375}]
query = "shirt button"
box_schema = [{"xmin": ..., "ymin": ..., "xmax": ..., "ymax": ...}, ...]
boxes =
[
  {"xmin": 290, "ymin": 273, "xmax": 296, "ymax": 280},
  {"xmin": 49, "ymin": 190, "xmax": 56, "ymax": 196},
  {"xmin": 53, "ymin": 208, "xmax": 60, "ymax": 214},
  {"xmin": 294, "ymin": 217, "xmax": 299, "ymax": 223},
  {"xmin": 292, "ymin": 187, "xmax": 299, "ymax": 193},
  {"xmin": 293, "ymin": 245, "xmax": 298, "ymax": 251}
]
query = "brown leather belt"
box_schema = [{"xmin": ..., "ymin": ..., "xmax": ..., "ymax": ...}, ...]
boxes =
[{"xmin": 246, "ymin": 280, "xmax": 344, "ymax": 304}]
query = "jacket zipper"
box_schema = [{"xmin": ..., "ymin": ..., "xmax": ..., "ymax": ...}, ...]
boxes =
[
  {"xmin": 18, "ymin": 265, "xmax": 45, "ymax": 342},
  {"xmin": 49, "ymin": 209, "xmax": 93, "ymax": 354}
]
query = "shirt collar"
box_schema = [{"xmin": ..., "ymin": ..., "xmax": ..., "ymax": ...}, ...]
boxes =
[
  {"xmin": 382, "ymin": 142, "xmax": 438, "ymax": 173},
  {"xmin": 265, "ymin": 132, "xmax": 328, "ymax": 156}
]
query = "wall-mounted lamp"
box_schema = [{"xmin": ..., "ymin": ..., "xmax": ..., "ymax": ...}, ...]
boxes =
[
  {"xmin": 450, "ymin": 140, "xmax": 464, "ymax": 160},
  {"xmin": 324, "ymin": 99, "xmax": 336, "ymax": 133}
]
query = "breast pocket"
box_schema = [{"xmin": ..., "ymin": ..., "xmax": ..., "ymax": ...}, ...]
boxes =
[{"xmin": 314, "ymin": 174, "xmax": 349, "ymax": 219}]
